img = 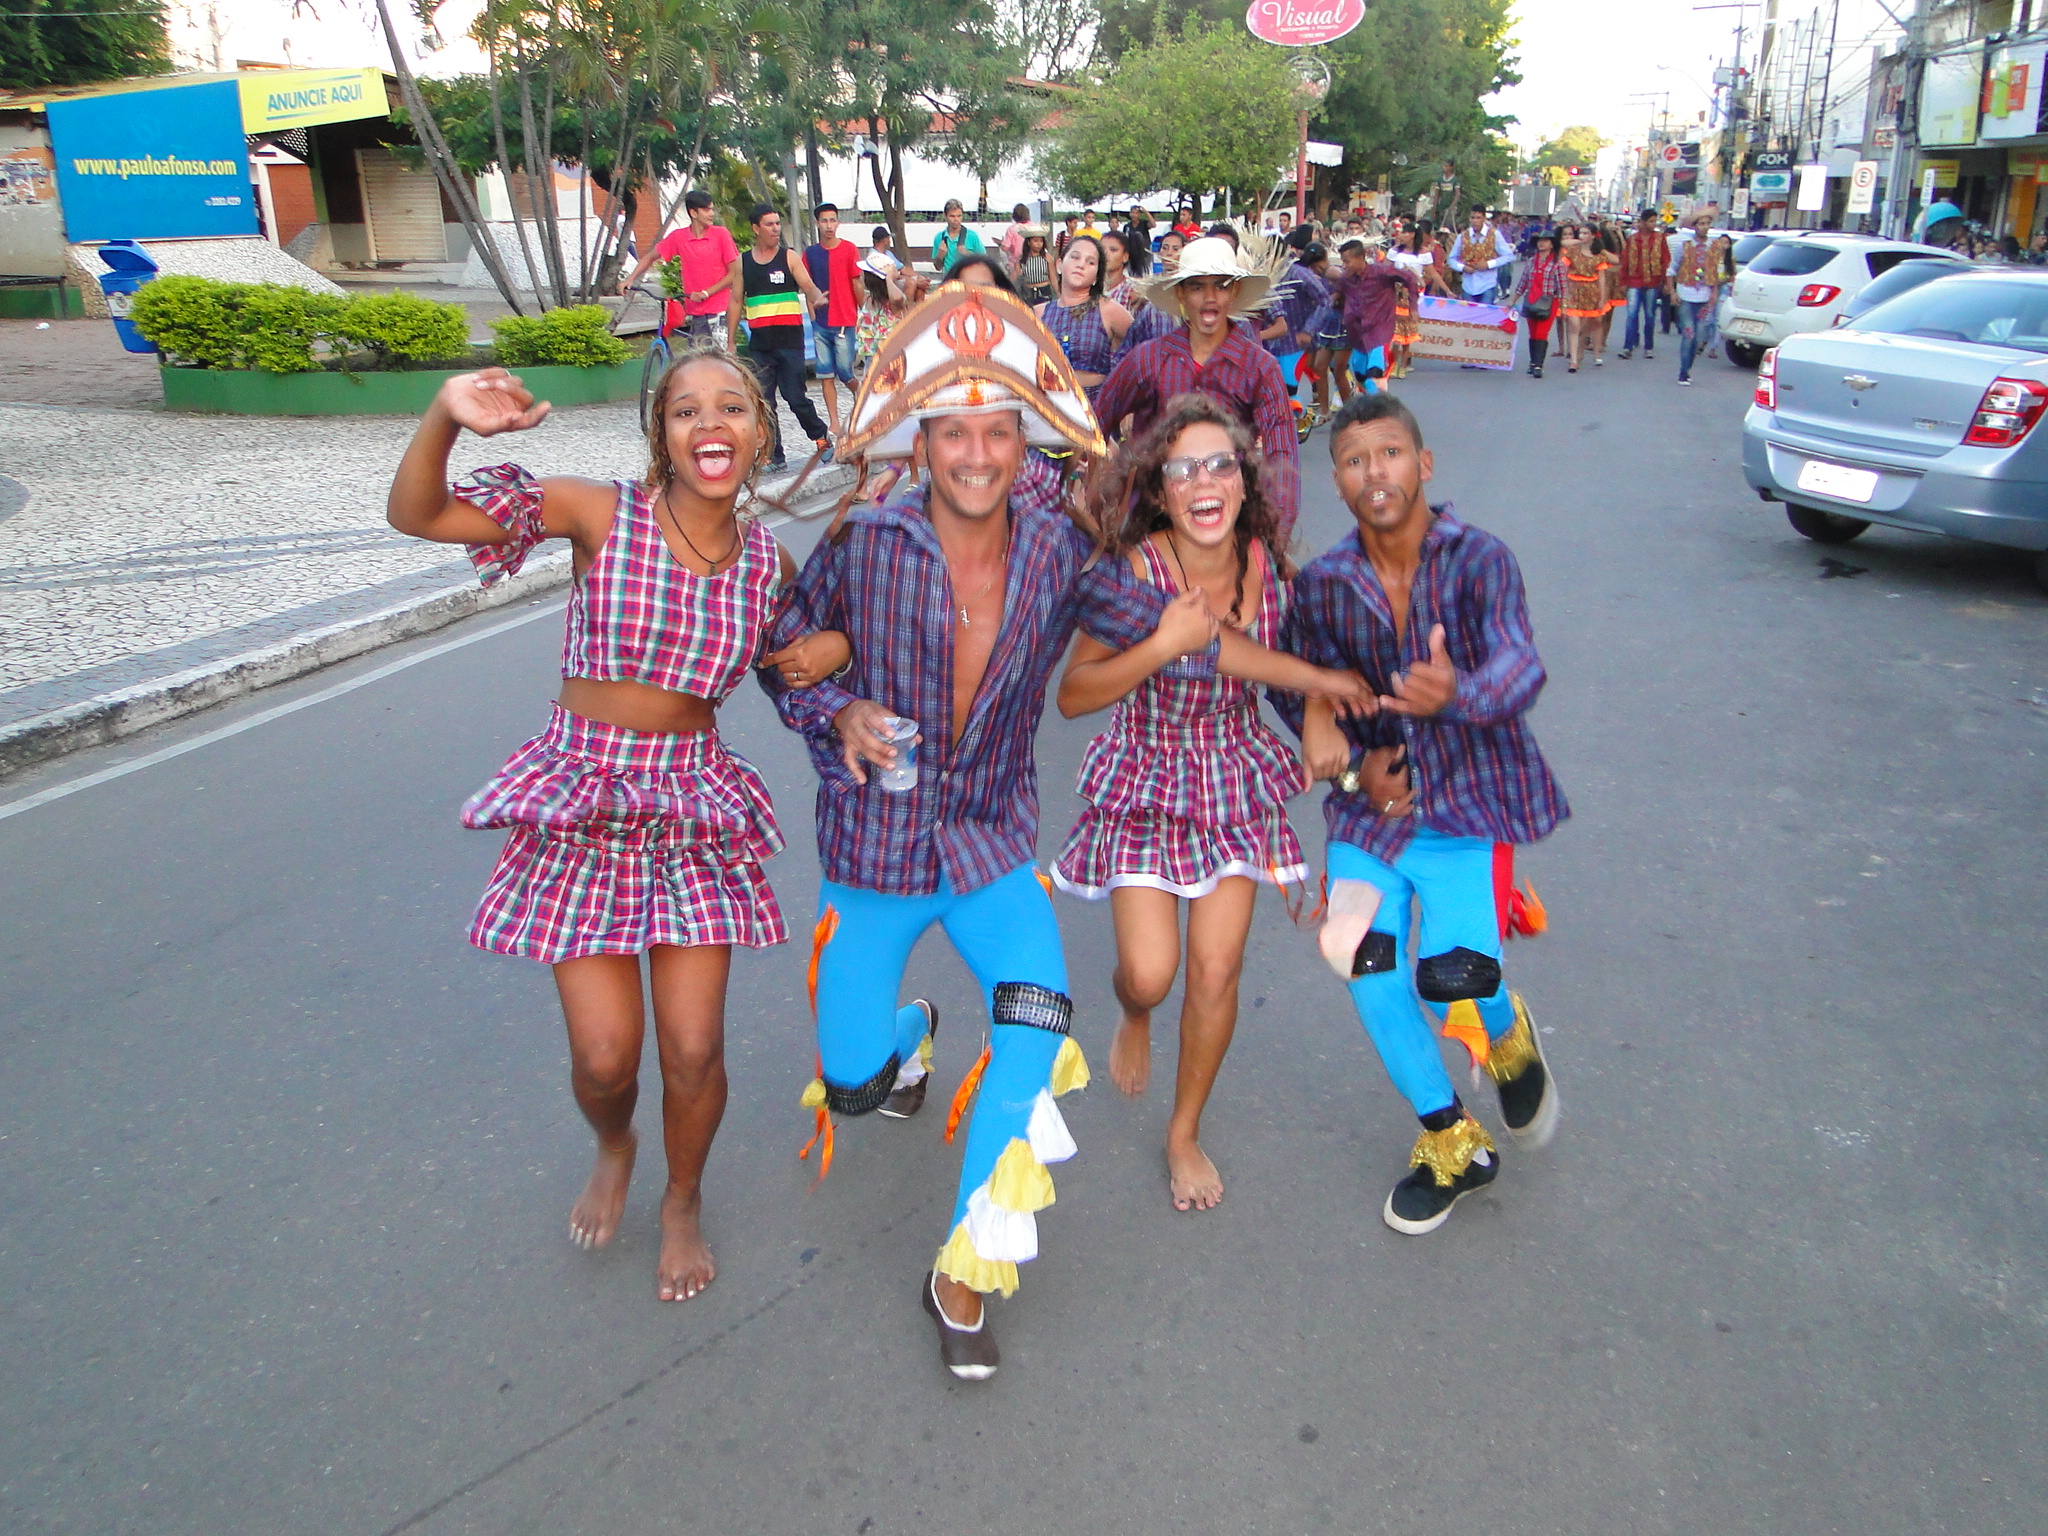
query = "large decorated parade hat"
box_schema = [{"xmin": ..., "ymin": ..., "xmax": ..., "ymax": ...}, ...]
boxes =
[{"xmin": 837, "ymin": 281, "xmax": 1107, "ymax": 461}]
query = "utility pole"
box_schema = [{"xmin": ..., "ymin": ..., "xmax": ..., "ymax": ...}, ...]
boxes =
[{"xmin": 1881, "ymin": 0, "xmax": 1932, "ymax": 238}]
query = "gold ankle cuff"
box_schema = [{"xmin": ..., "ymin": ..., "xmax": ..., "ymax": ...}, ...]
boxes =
[
  {"xmin": 1483, "ymin": 995, "xmax": 1540, "ymax": 1084},
  {"xmin": 1409, "ymin": 1116, "xmax": 1495, "ymax": 1187}
]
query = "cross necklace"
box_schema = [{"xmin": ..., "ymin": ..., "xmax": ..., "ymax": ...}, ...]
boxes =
[{"xmin": 953, "ymin": 535, "xmax": 1010, "ymax": 627}]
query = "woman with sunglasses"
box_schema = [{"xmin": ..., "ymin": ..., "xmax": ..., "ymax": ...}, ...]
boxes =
[{"xmin": 1052, "ymin": 394, "xmax": 1364, "ymax": 1213}]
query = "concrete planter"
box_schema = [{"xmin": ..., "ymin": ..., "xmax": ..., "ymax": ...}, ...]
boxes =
[{"xmin": 158, "ymin": 358, "xmax": 641, "ymax": 415}]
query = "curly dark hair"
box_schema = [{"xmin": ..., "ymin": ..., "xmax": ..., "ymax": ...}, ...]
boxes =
[
  {"xmin": 643, "ymin": 344, "xmax": 776, "ymax": 494},
  {"xmin": 1090, "ymin": 392, "xmax": 1293, "ymax": 623}
]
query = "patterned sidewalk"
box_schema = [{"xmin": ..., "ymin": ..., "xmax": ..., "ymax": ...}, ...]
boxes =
[{"xmin": 0, "ymin": 388, "xmax": 847, "ymax": 758}]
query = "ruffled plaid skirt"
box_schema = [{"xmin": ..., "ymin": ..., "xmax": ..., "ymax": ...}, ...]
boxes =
[
  {"xmin": 1051, "ymin": 704, "xmax": 1307, "ymax": 901},
  {"xmin": 462, "ymin": 705, "xmax": 787, "ymax": 961}
]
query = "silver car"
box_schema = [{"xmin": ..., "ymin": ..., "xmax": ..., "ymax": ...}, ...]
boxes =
[{"xmin": 1741, "ymin": 270, "xmax": 2048, "ymax": 588}]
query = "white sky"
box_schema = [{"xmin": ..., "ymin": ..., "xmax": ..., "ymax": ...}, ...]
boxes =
[{"xmin": 1488, "ymin": 0, "xmax": 1756, "ymax": 157}]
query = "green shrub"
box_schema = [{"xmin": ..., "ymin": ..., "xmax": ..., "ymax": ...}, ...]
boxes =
[
  {"xmin": 127, "ymin": 275, "xmax": 244, "ymax": 369},
  {"xmin": 491, "ymin": 304, "xmax": 632, "ymax": 368},
  {"xmin": 128, "ymin": 275, "xmax": 348, "ymax": 372},
  {"xmin": 339, "ymin": 291, "xmax": 470, "ymax": 364}
]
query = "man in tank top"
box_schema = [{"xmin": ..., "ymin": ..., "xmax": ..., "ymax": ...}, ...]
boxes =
[{"xmin": 726, "ymin": 202, "xmax": 833, "ymax": 470}]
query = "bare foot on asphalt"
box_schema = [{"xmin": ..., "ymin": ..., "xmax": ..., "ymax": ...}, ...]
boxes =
[
  {"xmin": 569, "ymin": 1134, "xmax": 636, "ymax": 1250},
  {"xmin": 1166, "ymin": 1137, "xmax": 1223, "ymax": 1212},
  {"xmin": 657, "ymin": 1185, "xmax": 716, "ymax": 1301},
  {"xmin": 1109, "ymin": 1016, "xmax": 1151, "ymax": 1097}
]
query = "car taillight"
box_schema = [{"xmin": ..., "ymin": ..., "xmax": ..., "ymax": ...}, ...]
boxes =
[
  {"xmin": 1796, "ymin": 284, "xmax": 1842, "ymax": 307},
  {"xmin": 1963, "ymin": 377, "xmax": 2048, "ymax": 447},
  {"xmin": 1755, "ymin": 348, "xmax": 1777, "ymax": 410}
]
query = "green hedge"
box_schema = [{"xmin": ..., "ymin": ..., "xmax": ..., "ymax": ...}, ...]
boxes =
[
  {"xmin": 129, "ymin": 279, "xmax": 631, "ymax": 373},
  {"xmin": 491, "ymin": 305, "xmax": 631, "ymax": 368}
]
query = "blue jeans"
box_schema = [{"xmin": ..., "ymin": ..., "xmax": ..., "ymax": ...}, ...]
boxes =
[
  {"xmin": 1676, "ymin": 298, "xmax": 1714, "ymax": 379},
  {"xmin": 1328, "ymin": 832, "xmax": 1519, "ymax": 1119},
  {"xmin": 1623, "ymin": 286, "xmax": 1661, "ymax": 352},
  {"xmin": 811, "ymin": 322, "xmax": 856, "ymax": 383}
]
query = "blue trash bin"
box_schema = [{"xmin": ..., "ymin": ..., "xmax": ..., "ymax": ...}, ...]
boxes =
[{"xmin": 96, "ymin": 241, "xmax": 161, "ymax": 354}]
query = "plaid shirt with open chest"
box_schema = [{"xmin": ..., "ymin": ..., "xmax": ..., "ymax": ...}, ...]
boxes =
[
  {"xmin": 1270, "ymin": 505, "xmax": 1569, "ymax": 861},
  {"xmin": 763, "ymin": 456, "xmax": 1208, "ymax": 896}
]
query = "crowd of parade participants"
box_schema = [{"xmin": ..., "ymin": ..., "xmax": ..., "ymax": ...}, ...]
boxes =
[{"xmin": 387, "ymin": 210, "xmax": 1570, "ymax": 1382}]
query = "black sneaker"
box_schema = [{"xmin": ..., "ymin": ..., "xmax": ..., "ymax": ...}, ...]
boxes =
[
  {"xmin": 1382, "ymin": 1114, "xmax": 1499, "ymax": 1235},
  {"xmin": 1486, "ymin": 995, "xmax": 1559, "ymax": 1148},
  {"xmin": 879, "ymin": 999, "xmax": 937, "ymax": 1119}
]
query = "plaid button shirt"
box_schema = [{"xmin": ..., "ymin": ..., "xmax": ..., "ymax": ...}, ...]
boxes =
[
  {"xmin": 1095, "ymin": 326, "xmax": 1302, "ymax": 536},
  {"xmin": 763, "ymin": 456, "xmax": 1210, "ymax": 896},
  {"xmin": 1271, "ymin": 505, "xmax": 1568, "ymax": 859}
]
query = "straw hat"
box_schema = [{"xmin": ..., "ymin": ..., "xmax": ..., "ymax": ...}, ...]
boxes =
[
  {"xmin": 1131, "ymin": 228, "xmax": 1293, "ymax": 317},
  {"xmin": 838, "ymin": 281, "xmax": 1105, "ymax": 461}
]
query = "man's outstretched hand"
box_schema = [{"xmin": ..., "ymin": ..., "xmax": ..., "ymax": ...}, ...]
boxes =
[{"xmin": 1380, "ymin": 623, "xmax": 1456, "ymax": 717}]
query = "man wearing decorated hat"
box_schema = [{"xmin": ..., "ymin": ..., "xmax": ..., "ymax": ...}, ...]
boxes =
[
  {"xmin": 758, "ymin": 282, "xmax": 1228, "ymax": 1381},
  {"xmin": 1094, "ymin": 234, "xmax": 1304, "ymax": 535}
]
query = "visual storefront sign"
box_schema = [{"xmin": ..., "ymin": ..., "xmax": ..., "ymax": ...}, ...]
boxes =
[
  {"xmin": 1412, "ymin": 295, "xmax": 1516, "ymax": 371},
  {"xmin": 47, "ymin": 79, "xmax": 256, "ymax": 242},
  {"xmin": 1918, "ymin": 157, "xmax": 1960, "ymax": 187},
  {"xmin": 1981, "ymin": 41, "xmax": 2047, "ymax": 140},
  {"xmin": 236, "ymin": 67, "xmax": 389, "ymax": 132},
  {"xmin": 1245, "ymin": 0, "xmax": 1366, "ymax": 47},
  {"xmin": 1750, "ymin": 170, "xmax": 1792, "ymax": 200},
  {"xmin": 1919, "ymin": 47, "xmax": 1984, "ymax": 146}
]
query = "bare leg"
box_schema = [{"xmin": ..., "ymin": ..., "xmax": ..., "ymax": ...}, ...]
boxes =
[
  {"xmin": 933, "ymin": 1268, "xmax": 982, "ymax": 1327},
  {"xmin": 1108, "ymin": 886, "xmax": 1181, "ymax": 1097},
  {"xmin": 819, "ymin": 377, "xmax": 841, "ymax": 438},
  {"xmin": 1166, "ymin": 878, "xmax": 1256, "ymax": 1212},
  {"xmin": 1312, "ymin": 349, "xmax": 1332, "ymax": 414},
  {"xmin": 646, "ymin": 943, "xmax": 733, "ymax": 1301},
  {"xmin": 551, "ymin": 954, "xmax": 646, "ymax": 1251}
]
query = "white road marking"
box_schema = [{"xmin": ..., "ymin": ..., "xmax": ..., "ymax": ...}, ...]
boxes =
[{"xmin": 0, "ymin": 600, "xmax": 565, "ymax": 824}]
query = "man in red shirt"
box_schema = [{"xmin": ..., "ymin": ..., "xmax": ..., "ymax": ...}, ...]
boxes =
[
  {"xmin": 1618, "ymin": 210, "xmax": 1671, "ymax": 361},
  {"xmin": 803, "ymin": 202, "xmax": 864, "ymax": 437},
  {"xmin": 619, "ymin": 188, "xmax": 739, "ymax": 343}
]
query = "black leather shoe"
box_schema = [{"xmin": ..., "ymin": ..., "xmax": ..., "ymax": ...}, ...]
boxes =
[
  {"xmin": 879, "ymin": 999, "xmax": 937, "ymax": 1119},
  {"xmin": 923, "ymin": 1270, "xmax": 998, "ymax": 1380}
]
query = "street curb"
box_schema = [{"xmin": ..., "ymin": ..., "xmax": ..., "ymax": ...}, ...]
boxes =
[{"xmin": 0, "ymin": 463, "xmax": 857, "ymax": 780}]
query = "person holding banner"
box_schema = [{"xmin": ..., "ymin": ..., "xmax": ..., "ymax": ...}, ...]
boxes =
[{"xmin": 1447, "ymin": 208, "xmax": 1515, "ymax": 302}]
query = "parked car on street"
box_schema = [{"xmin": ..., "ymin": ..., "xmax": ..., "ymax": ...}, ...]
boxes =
[
  {"xmin": 1723, "ymin": 234, "xmax": 1955, "ymax": 366},
  {"xmin": 1741, "ymin": 270, "xmax": 2048, "ymax": 587},
  {"xmin": 1833, "ymin": 254, "xmax": 1974, "ymax": 326}
]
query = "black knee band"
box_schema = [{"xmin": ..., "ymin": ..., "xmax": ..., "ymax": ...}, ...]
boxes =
[
  {"xmin": 991, "ymin": 981, "xmax": 1072, "ymax": 1035},
  {"xmin": 1415, "ymin": 947, "xmax": 1503, "ymax": 1003},
  {"xmin": 1352, "ymin": 931, "xmax": 1399, "ymax": 978},
  {"xmin": 823, "ymin": 1053, "xmax": 900, "ymax": 1116}
]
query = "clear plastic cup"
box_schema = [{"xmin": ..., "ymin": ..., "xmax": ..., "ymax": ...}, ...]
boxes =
[{"xmin": 878, "ymin": 715, "xmax": 919, "ymax": 793}]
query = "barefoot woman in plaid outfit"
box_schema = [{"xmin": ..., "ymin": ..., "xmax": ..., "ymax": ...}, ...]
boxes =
[
  {"xmin": 386, "ymin": 352, "xmax": 844, "ymax": 1302},
  {"xmin": 1053, "ymin": 394, "xmax": 1364, "ymax": 1211}
]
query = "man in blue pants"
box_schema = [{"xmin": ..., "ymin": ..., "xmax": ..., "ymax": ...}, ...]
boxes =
[
  {"xmin": 1279, "ymin": 390, "xmax": 1569, "ymax": 1234},
  {"xmin": 762, "ymin": 283, "xmax": 1218, "ymax": 1379}
]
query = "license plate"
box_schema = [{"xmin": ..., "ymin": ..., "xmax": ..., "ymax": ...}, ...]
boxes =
[
  {"xmin": 1796, "ymin": 458, "xmax": 1879, "ymax": 503},
  {"xmin": 1729, "ymin": 318, "xmax": 1767, "ymax": 336}
]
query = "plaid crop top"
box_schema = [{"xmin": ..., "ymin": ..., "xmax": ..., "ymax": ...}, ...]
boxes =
[{"xmin": 459, "ymin": 463, "xmax": 780, "ymax": 702}]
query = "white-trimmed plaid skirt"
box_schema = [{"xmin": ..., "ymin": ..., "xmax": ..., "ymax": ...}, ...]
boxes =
[{"xmin": 462, "ymin": 705, "xmax": 787, "ymax": 961}]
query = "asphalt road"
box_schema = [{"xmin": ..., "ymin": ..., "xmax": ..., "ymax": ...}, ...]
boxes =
[{"xmin": 4, "ymin": 346, "xmax": 2045, "ymax": 1536}]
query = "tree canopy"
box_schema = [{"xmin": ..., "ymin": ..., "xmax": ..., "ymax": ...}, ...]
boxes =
[
  {"xmin": 1313, "ymin": 0, "xmax": 1520, "ymax": 218},
  {"xmin": 0, "ymin": 0, "xmax": 169, "ymax": 91},
  {"xmin": 1529, "ymin": 125, "xmax": 1609, "ymax": 172},
  {"xmin": 1037, "ymin": 22, "xmax": 1300, "ymax": 207}
]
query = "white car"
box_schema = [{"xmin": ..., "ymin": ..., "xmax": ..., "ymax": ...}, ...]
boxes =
[{"xmin": 1722, "ymin": 234, "xmax": 1956, "ymax": 365}]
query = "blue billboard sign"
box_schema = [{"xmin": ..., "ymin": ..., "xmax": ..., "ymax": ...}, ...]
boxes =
[{"xmin": 47, "ymin": 79, "xmax": 257, "ymax": 242}]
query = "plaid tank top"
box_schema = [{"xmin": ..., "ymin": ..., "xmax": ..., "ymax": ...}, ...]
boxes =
[
  {"xmin": 566, "ymin": 482, "xmax": 780, "ymax": 700},
  {"xmin": 1118, "ymin": 536, "xmax": 1282, "ymax": 731},
  {"xmin": 454, "ymin": 463, "xmax": 779, "ymax": 703}
]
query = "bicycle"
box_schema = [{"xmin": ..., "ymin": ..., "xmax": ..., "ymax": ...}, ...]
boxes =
[{"xmin": 626, "ymin": 285, "xmax": 676, "ymax": 434}]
